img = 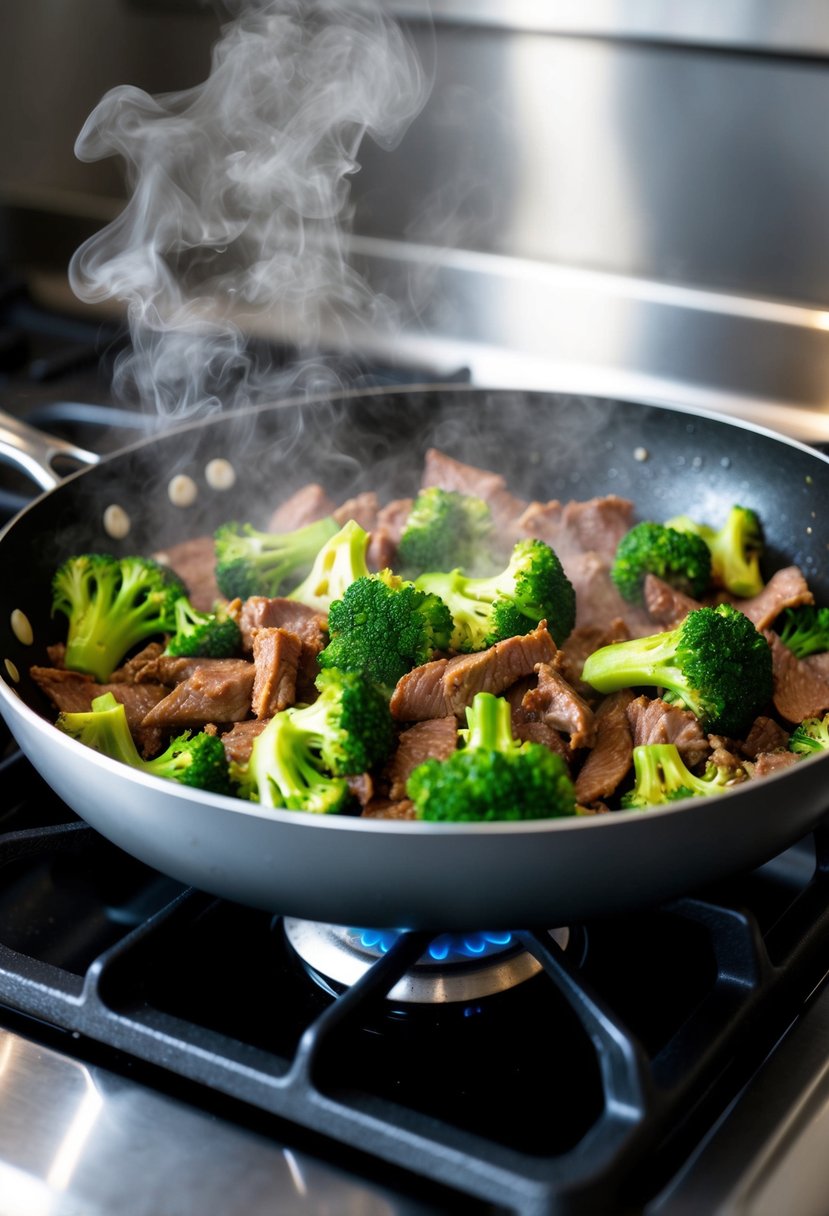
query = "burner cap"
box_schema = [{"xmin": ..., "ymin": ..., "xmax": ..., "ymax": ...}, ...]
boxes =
[{"xmin": 284, "ymin": 919, "xmax": 568, "ymax": 1004}]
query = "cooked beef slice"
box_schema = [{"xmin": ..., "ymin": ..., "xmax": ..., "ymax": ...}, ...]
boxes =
[
  {"xmin": 109, "ymin": 642, "xmax": 166, "ymax": 683},
  {"xmin": 511, "ymin": 717, "xmax": 569, "ymax": 758},
  {"xmin": 238, "ymin": 597, "xmax": 326, "ymax": 651},
  {"xmin": 346, "ymin": 772, "xmax": 374, "ymax": 807},
  {"xmin": 519, "ymin": 494, "xmax": 635, "ymax": 562},
  {"xmin": 251, "ymin": 628, "xmax": 302, "ymax": 718},
  {"xmin": 377, "ymin": 497, "xmax": 414, "ymax": 544},
  {"xmin": 31, "ymin": 667, "xmax": 168, "ymax": 756},
  {"xmin": 765, "ymin": 631, "xmax": 829, "ymax": 723},
  {"xmin": 557, "ymin": 550, "xmax": 653, "ymax": 635},
  {"xmin": 574, "ymin": 690, "xmax": 634, "ymax": 805},
  {"xmin": 266, "ymin": 483, "xmax": 335, "ymax": 532},
  {"xmin": 749, "ymin": 750, "xmax": 800, "ymax": 778},
  {"xmin": 386, "ymin": 716, "xmax": 459, "ymax": 799},
  {"xmin": 643, "ymin": 575, "xmax": 701, "ymax": 627},
  {"xmin": 154, "ymin": 535, "xmax": 220, "ymax": 612},
  {"xmin": 390, "ymin": 622, "xmax": 557, "ymax": 721},
  {"xmin": 361, "ymin": 797, "xmax": 417, "ymax": 820},
  {"xmin": 555, "ymin": 619, "xmax": 631, "ymax": 696},
  {"xmin": 333, "ymin": 492, "xmax": 379, "ymax": 531},
  {"xmin": 220, "ymin": 718, "xmax": 269, "ymax": 765},
  {"xmin": 141, "ymin": 659, "xmax": 255, "ymax": 728},
  {"xmin": 366, "ymin": 496, "xmax": 414, "ymax": 571},
  {"xmin": 626, "ymin": 694, "xmax": 709, "ymax": 767},
  {"xmin": 732, "ymin": 567, "xmax": 814, "ymax": 631},
  {"xmin": 521, "ymin": 662, "xmax": 596, "ymax": 750},
  {"xmin": 419, "ymin": 448, "xmax": 526, "ymax": 536},
  {"xmin": 741, "ymin": 715, "xmax": 790, "ymax": 759}
]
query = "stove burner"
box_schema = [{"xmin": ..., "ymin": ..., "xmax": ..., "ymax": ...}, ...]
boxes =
[{"xmin": 283, "ymin": 919, "xmax": 569, "ymax": 1004}]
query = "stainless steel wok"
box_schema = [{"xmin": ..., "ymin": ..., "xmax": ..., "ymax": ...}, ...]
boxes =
[{"xmin": 0, "ymin": 385, "xmax": 826, "ymax": 931}]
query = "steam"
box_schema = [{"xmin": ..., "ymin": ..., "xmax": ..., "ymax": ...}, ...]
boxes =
[{"xmin": 69, "ymin": 0, "xmax": 430, "ymax": 418}]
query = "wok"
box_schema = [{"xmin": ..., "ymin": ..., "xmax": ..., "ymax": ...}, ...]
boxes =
[{"xmin": 0, "ymin": 385, "xmax": 827, "ymax": 932}]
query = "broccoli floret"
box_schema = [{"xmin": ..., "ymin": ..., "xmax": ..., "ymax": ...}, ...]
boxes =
[
  {"xmin": 396, "ymin": 487, "xmax": 493, "ymax": 577},
  {"xmin": 406, "ymin": 690, "xmax": 577, "ymax": 822},
  {"xmin": 52, "ymin": 553, "xmax": 186, "ymax": 683},
  {"xmin": 789, "ymin": 714, "xmax": 829, "ymax": 754},
  {"xmin": 581, "ymin": 603, "xmax": 773, "ymax": 736},
  {"xmin": 56, "ymin": 692, "xmax": 233, "ymax": 795},
  {"xmin": 235, "ymin": 712, "xmax": 352, "ymax": 814},
  {"xmin": 415, "ymin": 538, "xmax": 575, "ymax": 651},
  {"xmin": 620, "ymin": 743, "xmax": 743, "ymax": 809},
  {"xmin": 777, "ymin": 605, "xmax": 829, "ymax": 659},
  {"xmin": 666, "ymin": 506, "xmax": 764, "ymax": 598},
  {"xmin": 287, "ymin": 519, "xmax": 371, "ymax": 614},
  {"xmin": 318, "ymin": 570, "xmax": 453, "ymax": 692},
  {"xmin": 611, "ymin": 521, "xmax": 712, "ymax": 605},
  {"xmin": 213, "ymin": 515, "xmax": 339, "ymax": 600},
  {"xmin": 285, "ymin": 668, "xmax": 394, "ymax": 775},
  {"xmin": 164, "ymin": 596, "xmax": 241, "ymax": 658}
]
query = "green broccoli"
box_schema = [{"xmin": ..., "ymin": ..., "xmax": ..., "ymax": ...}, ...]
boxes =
[
  {"xmin": 396, "ymin": 486, "xmax": 493, "ymax": 577},
  {"xmin": 415, "ymin": 537, "xmax": 575, "ymax": 651},
  {"xmin": 611, "ymin": 521, "xmax": 712, "ymax": 605},
  {"xmin": 234, "ymin": 668, "xmax": 393, "ymax": 812},
  {"xmin": 776, "ymin": 605, "xmax": 829, "ymax": 659},
  {"xmin": 56, "ymin": 692, "xmax": 233, "ymax": 795},
  {"xmin": 52, "ymin": 553, "xmax": 186, "ymax": 683},
  {"xmin": 666, "ymin": 505, "xmax": 764, "ymax": 598},
  {"xmin": 581, "ymin": 603, "xmax": 773, "ymax": 736},
  {"xmin": 318, "ymin": 570, "xmax": 453, "ymax": 692},
  {"xmin": 164, "ymin": 596, "xmax": 242, "ymax": 658},
  {"xmin": 406, "ymin": 690, "xmax": 577, "ymax": 822},
  {"xmin": 789, "ymin": 714, "xmax": 829, "ymax": 754},
  {"xmin": 213, "ymin": 515, "xmax": 339, "ymax": 600},
  {"xmin": 287, "ymin": 519, "xmax": 371, "ymax": 614},
  {"xmin": 620, "ymin": 743, "xmax": 743, "ymax": 809}
]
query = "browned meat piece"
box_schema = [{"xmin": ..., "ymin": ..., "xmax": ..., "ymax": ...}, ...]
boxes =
[
  {"xmin": 386, "ymin": 716, "xmax": 459, "ymax": 800},
  {"xmin": 361, "ymin": 797, "xmax": 417, "ymax": 820},
  {"xmin": 46, "ymin": 642, "xmax": 66, "ymax": 667},
  {"xmin": 521, "ymin": 662, "xmax": 596, "ymax": 750},
  {"xmin": 377, "ymin": 497, "xmax": 414, "ymax": 544},
  {"xmin": 512, "ymin": 718, "xmax": 569, "ymax": 758},
  {"xmin": 238, "ymin": 597, "xmax": 326, "ymax": 651},
  {"xmin": 220, "ymin": 718, "xmax": 269, "ymax": 765},
  {"xmin": 333, "ymin": 492, "xmax": 379, "ymax": 531},
  {"xmin": 154, "ymin": 535, "xmax": 220, "ymax": 612},
  {"xmin": 367, "ymin": 496, "xmax": 414, "ymax": 571},
  {"xmin": 765, "ymin": 631, "xmax": 829, "ymax": 723},
  {"xmin": 109, "ymin": 642, "xmax": 166, "ymax": 684},
  {"xmin": 251, "ymin": 628, "xmax": 302, "ymax": 718},
  {"xmin": 346, "ymin": 773, "xmax": 374, "ymax": 807},
  {"xmin": 390, "ymin": 622, "xmax": 557, "ymax": 721},
  {"xmin": 135, "ymin": 655, "xmax": 251, "ymax": 687},
  {"xmin": 266, "ymin": 483, "xmax": 335, "ymax": 532},
  {"xmin": 741, "ymin": 715, "xmax": 790, "ymax": 759},
  {"xmin": 31, "ymin": 667, "xmax": 168, "ymax": 756},
  {"xmin": 519, "ymin": 494, "xmax": 635, "ymax": 562},
  {"xmin": 805, "ymin": 653, "xmax": 829, "ymax": 680},
  {"xmin": 643, "ymin": 575, "xmax": 700, "ymax": 627},
  {"xmin": 574, "ymin": 690, "xmax": 634, "ymax": 806},
  {"xmin": 141, "ymin": 659, "xmax": 255, "ymax": 728},
  {"xmin": 421, "ymin": 448, "xmax": 507, "ymax": 500},
  {"xmin": 626, "ymin": 694, "xmax": 709, "ymax": 767},
  {"xmin": 559, "ymin": 550, "xmax": 653, "ymax": 635},
  {"xmin": 749, "ymin": 751, "xmax": 800, "ymax": 778},
  {"xmin": 555, "ymin": 619, "xmax": 631, "ymax": 696},
  {"xmin": 734, "ymin": 567, "xmax": 813, "ymax": 630}
]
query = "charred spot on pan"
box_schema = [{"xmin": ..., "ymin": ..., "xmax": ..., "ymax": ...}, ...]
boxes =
[
  {"xmin": 168, "ymin": 475, "xmax": 198, "ymax": 508},
  {"xmin": 205, "ymin": 459, "xmax": 236, "ymax": 491},
  {"xmin": 10, "ymin": 610, "xmax": 33, "ymax": 646},
  {"xmin": 103, "ymin": 504, "xmax": 131, "ymax": 540}
]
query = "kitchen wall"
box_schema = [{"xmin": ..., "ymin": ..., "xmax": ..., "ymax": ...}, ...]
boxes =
[{"xmin": 3, "ymin": 1, "xmax": 829, "ymax": 435}]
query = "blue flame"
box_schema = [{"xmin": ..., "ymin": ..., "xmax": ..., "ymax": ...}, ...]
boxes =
[{"xmin": 349, "ymin": 928, "xmax": 515, "ymax": 963}]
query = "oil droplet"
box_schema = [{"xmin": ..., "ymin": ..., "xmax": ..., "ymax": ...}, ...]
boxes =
[
  {"xmin": 720, "ymin": 457, "xmax": 731, "ymax": 469},
  {"xmin": 205, "ymin": 458, "xmax": 236, "ymax": 491},
  {"xmin": 168, "ymin": 474, "xmax": 198, "ymax": 508},
  {"xmin": 10, "ymin": 609, "xmax": 33, "ymax": 646},
  {"xmin": 4, "ymin": 658, "xmax": 19, "ymax": 682},
  {"xmin": 633, "ymin": 447, "xmax": 649, "ymax": 462},
  {"xmin": 103, "ymin": 504, "xmax": 131, "ymax": 539}
]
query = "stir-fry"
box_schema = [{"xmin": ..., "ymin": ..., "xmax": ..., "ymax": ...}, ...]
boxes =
[{"xmin": 31, "ymin": 447, "xmax": 829, "ymax": 820}]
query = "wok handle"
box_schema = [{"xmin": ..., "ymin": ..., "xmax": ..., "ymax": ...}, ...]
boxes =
[{"xmin": 0, "ymin": 408, "xmax": 99, "ymax": 492}]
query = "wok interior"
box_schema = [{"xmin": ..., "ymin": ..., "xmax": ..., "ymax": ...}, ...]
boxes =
[{"xmin": 3, "ymin": 386, "xmax": 829, "ymax": 721}]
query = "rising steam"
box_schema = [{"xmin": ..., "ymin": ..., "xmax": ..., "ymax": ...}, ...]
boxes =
[{"xmin": 69, "ymin": 0, "xmax": 430, "ymax": 418}]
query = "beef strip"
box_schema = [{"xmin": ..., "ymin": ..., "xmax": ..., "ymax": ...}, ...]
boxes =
[
  {"xmin": 141, "ymin": 659, "xmax": 255, "ymax": 728},
  {"xmin": 511, "ymin": 717, "xmax": 569, "ymax": 758},
  {"xmin": 251, "ymin": 627, "xmax": 302, "ymax": 718},
  {"xmin": 154, "ymin": 535, "xmax": 220, "ymax": 612},
  {"xmin": 367, "ymin": 496, "xmax": 414, "ymax": 571},
  {"xmin": 109, "ymin": 642, "xmax": 166, "ymax": 683},
  {"xmin": 419, "ymin": 448, "xmax": 526, "ymax": 537},
  {"xmin": 643, "ymin": 575, "xmax": 701, "ymax": 627},
  {"xmin": 333, "ymin": 492, "xmax": 379, "ymax": 532},
  {"xmin": 557, "ymin": 550, "xmax": 654, "ymax": 635},
  {"xmin": 521, "ymin": 662, "xmax": 596, "ymax": 750},
  {"xmin": 741, "ymin": 715, "xmax": 790, "ymax": 759},
  {"xmin": 390, "ymin": 622, "xmax": 557, "ymax": 721},
  {"xmin": 554, "ymin": 619, "xmax": 631, "ymax": 696},
  {"xmin": 749, "ymin": 751, "xmax": 800, "ymax": 778},
  {"xmin": 30, "ymin": 667, "xmax": 168, "ymax": 756},
  {"xmin": 734, "ymin": 567, "xmax": 814, "ymax": 631},
  {"xmin": 626, "ymin": 694, "xmax": 710, "ymax": 767},
  {"xmin": 135, "ymin": 655, "xmax": 250, "ymax": 687},
  {"xmin": 361, "ymin": 797, "xmax": 417, "ymax": 820},
  {"xmin": 236, "ymin": 596, "xmax": 326, "ymax": 698},
  {"xmin": 220, "ymin": 718, "xmax": 269, "ymax": 765},
  {"xmin": 386, "ymin": 716, "xmax": 459, "ymax": 800},
  {"xmin": 519, "ymin": 494, "xmax": 635, "ymax": 562},
  {"xmin": 346, "ymin": 773, "xmax": 374, "ymax": 807},
  {"xmin": 266, "ymin": 483, "xmax": 335, "ymax": 532},
  {"xmin": 574, "ymin": 690, "xmax": 634, "ymax": 806},
  {"xmin": 765, "ymin": 631, "xmax": 829, "ymax": 723}
]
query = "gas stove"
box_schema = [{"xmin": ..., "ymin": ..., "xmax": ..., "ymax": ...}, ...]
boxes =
[{"xmin": 2, "ymin": 285, "xmax": 829, "ymax": 1216}]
